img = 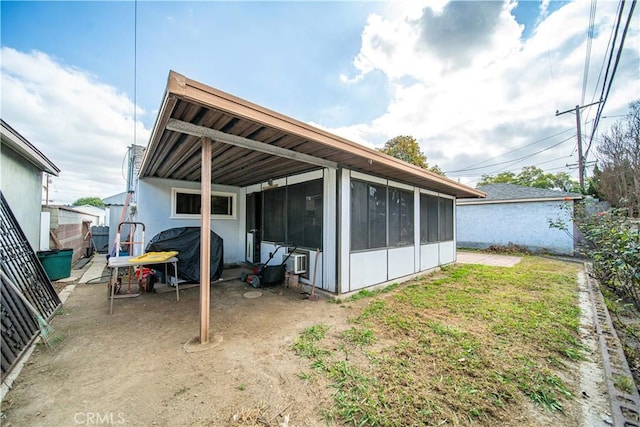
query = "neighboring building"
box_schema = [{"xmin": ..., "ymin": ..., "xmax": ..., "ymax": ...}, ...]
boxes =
[
  {"xmin": 71, "ymin": 205, "xmax": 106, "ymax": 226},
  {"xmin": 41, "ymin": 205, "xmax": 100, "ymax": 262},
  {"xmin": 457, "ymin": 183, "xmax": 583, "ymax": 255},
  {"xmin": 0, "ymin": 119, "xmax": 60, "ymax": 250},
  {"xmin": 129, "ymin": 71, "xmax": 484, "ymax": 295}
]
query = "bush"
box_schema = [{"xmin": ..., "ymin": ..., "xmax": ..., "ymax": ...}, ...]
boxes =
[{"xmin": 575, "ymin": 205, "xmax": 640, "ymax": 309}]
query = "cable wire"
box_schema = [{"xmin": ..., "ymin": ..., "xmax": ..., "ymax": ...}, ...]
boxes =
[
  {"xmin": 444, "ymin": 128, "xmax": 574, "ymax": 173},
  {"xmin": 581, "ymin": 0, "xmax": 598, "ymax": 106},
  {"xmin": 586, "ymin": 0, "xmax": 636, "ymax": 157}
]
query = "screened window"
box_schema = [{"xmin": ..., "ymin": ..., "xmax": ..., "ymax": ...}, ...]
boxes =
[
  {"xmin": 388, "ymin": 187, "xmax": 414, "ymax": 247},
  {"xmin": 263, "ymin": 187, "xmax": 286, "ymax": 242},
  {"xmin": 350, "ymin": 180, "xmax": 387, "ymax": 251},
  {"xmin": 172, "ymin": 189, "xmax": 236, "ymax": 218},
  {"xmin": 287, "ymin": 180, "xmax": 323, "ymax": 249},
  {"xmin": 262, "ymin": 179, "xmax": 323, "ymax": 249},
  {"xmin": 426, "ymin": 194, "xmax": 439, "ymax": 242},
  {"xmin": 439, "ymin": 197, "xmax": 454, "ymax": 241}
]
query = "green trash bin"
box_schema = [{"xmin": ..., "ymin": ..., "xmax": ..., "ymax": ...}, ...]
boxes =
[{"xmin": 37, "ymin": 249, "xmax": 73, "ymax": 281}]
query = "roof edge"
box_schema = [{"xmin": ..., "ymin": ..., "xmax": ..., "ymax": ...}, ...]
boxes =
[
  {"xmin": 1, "ymin": 119, "xmax": 60, "ymax": 176},
  {"xmin": 161, "ymin": 71, "xmax": 484, "ymax": 199},
  {"xmin": 458, "ymin": 195, "xmax": 583, "ymax": 205}
]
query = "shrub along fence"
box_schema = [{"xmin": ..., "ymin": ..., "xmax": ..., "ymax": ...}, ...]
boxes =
[{"xmin": 575, "ymin": 205, "xmax": 640, "ymax": 309}]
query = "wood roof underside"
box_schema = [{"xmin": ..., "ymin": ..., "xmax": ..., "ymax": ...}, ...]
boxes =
[{"xmin": 139, "ymin": 71, "xmax": 485, "ymax": 199}]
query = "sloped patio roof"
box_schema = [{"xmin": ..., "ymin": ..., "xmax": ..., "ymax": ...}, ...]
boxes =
[{"xmin": 139, "ymin": 71, "xmax": 484, "ymax": 199}]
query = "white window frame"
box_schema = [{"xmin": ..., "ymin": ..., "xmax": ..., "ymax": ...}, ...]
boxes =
[{"xmin": 171, "ymin": 188, "xmax": 237, "ymax": 219}]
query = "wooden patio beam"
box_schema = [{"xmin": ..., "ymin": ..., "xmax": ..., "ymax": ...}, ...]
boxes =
[{"xmin": 166, "ymin": 119, "xmax": 338, "ymax": 170}]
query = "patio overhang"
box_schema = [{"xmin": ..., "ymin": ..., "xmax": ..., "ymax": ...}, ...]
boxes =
[
  {"xmin": 139, "ymin": 70, "xmax": 485, "ymax": 199},
  {"xmin": 140, "ymin": 71, "xmax": 485, "ymax": 344}
]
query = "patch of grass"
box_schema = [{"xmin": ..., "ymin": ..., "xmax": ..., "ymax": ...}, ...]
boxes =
[
  {"xmin": 238, "ymin": 383, "xmax": 246, "ymax": 391},
  {"xmin": 292, "ymin": 256, "xmax": 583, "ymax": 425},
  {"xmin": 345, "ymin": 283, "xmax": 399, "ymax": 302},
  {"xmin": 292, "ymin": 324, "xmax": 331, "ymax": 359},
  {"xmin": 341, "ymin": 327, "xmax": 376, "ymax": 346},
  {"xmin": 613, "ymin": 374, "xmax": 635, "ymax": 394}
]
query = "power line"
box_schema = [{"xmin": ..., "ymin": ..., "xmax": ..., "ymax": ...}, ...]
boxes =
[
  {"xmin": 449, "ymin": 135, "xmax": 575, "ymax": 176},
  {"xmin": 581, "ymin": 0, "xmax": 598, "ymax": 106},
  {"xmin": 483, "ymin": 136, "xmax": 576, "ymax": 175},
  {"xmin": 586, "ymin": 0, "xmax": 636, "ymax": 157},
  {"xmin": 444, "ymin": 128, "xmax": 574, "ymax": 173}
]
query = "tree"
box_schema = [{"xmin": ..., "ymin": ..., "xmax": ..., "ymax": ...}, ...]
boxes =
[
  {"xmin": 73, "ymin": 196, "xmax": 105, "ymax": 208},
  {"xmin": 379, "ymin": 135, "xmax": 444, "ymax": 175},
  {"xmin": 595, "ymin": 100, "xmax": 640, "ymax": 216},
  {"xmin": 478, "ymin": 166, "xmax": 580, "ymax": 192}
]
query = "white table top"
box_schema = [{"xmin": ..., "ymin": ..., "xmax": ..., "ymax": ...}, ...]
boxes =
[{"xmin": 107, "ymin": 255, "xmax": 178, "ymax": 268}]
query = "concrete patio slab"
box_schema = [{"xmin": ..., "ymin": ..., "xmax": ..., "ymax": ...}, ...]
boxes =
[
  {"xmin": 456, "ymin": 251, "xmax": 522, "ymax": 267},
  {"xmin": 78, "ymin": 254, "xmax": 107, "ymax": 284}
]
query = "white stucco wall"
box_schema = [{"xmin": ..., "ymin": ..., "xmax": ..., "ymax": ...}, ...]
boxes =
[
  {"xmin": 1, "ymin": 144, "xmax": 43, "ymax": 250},
  {"xmin": 456, "ymin": 200, "xmax": 575, "ymax": 254},
  {"xmin": 136, "ymin": 178, "xmax": 244, "ymax": 263}
]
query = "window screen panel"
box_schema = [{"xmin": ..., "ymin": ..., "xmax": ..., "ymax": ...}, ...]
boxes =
[
  {"xmin": 420, "ymin": 194, "xmax": 429, "ymax": 244},
  {"xmin": 263, "ymin": 187, "xmax": 286, "ymax": 242},
  {"xmin": 368, "ymin": 183, "xmax": 387, "ymax": 249},
  {"xmin": 427, "ymin": 195, "xmax": 439, "ymax": 242},
  {"xmin": 439, "ymin": 197, "xmax": 454, "ymax": 241},
  {"xmin": 350, "ymin": 180, "xmax": 368, "ymax": 251},
  {"xmin": 287, "ymin": 180, "xmax": 323, "ymax": 249},
  {"xmin": 389, "ymin": 188, "xmax": 414, "ymax": 246}
]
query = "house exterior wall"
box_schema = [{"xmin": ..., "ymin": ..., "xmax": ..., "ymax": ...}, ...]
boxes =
[
  {"xmin": 136, "ymin": 178, "xmax": 243, "ymax": 263},
  {"xmin": 136, "ymin": 169, "xmax": 460, "ymax": 294},
  {"xmin": 456, "ymin": 200, "xmax": 575, "ymax": 254},
  {"xmin": 1, "ymin": 144, "xmax": 43, "ymax": 250}
]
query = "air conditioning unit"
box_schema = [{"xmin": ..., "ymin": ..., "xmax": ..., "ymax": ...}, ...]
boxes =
[{"xmin": 285, "ymin": 253, "xmax": 307, "ymax": 274}]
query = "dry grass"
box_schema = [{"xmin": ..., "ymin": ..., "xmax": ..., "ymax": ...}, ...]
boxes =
[{"xmin": 293, "ymin": 256, "xmax": 582, "ymax": 426}]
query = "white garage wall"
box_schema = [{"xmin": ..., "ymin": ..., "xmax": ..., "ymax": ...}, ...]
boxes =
[{"xmin": 456, "ymin": 200, "xmax": 575, "ymax": 254}]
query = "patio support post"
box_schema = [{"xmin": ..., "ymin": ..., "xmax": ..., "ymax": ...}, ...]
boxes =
[{"xmin": 199, "ymin": 137, "xmax": 212, "ymax": 344}]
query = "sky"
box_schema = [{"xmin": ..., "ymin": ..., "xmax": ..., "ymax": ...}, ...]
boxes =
[{"xmin": 1, "ymin": 0, "xmax": 639, "ymax": 205}]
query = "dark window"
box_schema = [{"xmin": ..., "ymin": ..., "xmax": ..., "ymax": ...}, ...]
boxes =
[
  {"xmin": 426, "ymin": 194, "xmax": 439, "ymax": 243},
  {"xmin": 263, "ymin": 187, "xmax": 286, "ymax": 242},
  {"xmin": 350, "ymin": 180, "xmax": 368, "ymax": 251},
  {"xmin": 419, "ymin": 194, "xmax": 428, "ymax": 244},
  {"xmin": 439, "ymin": 197, "xmax": 454, "ymax": 241},
  {"xmin": 262, "ymin": 179, "xmax": 323, "ymax": 249},
  {"xmin": 350, "ymin": 180, "xmax": 387, "ymax": 250},
  {"xmin": 175, "ymin": 191, "xmax": 234, "ymax": 216},
  {"xmin": 287, "ymin": 180, "xmax": 323, "ymax": 249},
  {"xmin": 389, "ymin": 188, "xmax": 414, "ymax": 246}
]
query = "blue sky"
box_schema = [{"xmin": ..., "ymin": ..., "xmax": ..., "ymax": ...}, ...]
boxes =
[{"xmin": 1, "ymin": 1, "xmax": 638, "ymax": 204}]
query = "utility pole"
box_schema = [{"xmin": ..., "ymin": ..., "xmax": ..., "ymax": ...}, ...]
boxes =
[{"xmin": 555, "ymin": 99, "xmax": 602, "ymax": 192}]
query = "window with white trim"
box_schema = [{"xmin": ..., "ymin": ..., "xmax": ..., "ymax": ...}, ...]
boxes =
[{"xmin": 171, "ymin": 188, "xmax": 236, "ymax": 219}]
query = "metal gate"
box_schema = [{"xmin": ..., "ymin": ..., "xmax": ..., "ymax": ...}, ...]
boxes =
[{"xmin": 1, "ymin": 192, "xmax": 61, "ymax": 382}]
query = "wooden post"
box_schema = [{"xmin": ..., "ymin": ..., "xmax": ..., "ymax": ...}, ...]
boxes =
[{"xmin": 199, "ymin": 138, "xmax": 212, "ymax": 344}]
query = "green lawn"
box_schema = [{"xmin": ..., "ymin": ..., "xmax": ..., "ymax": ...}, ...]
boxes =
[{"xmin": 293, "ymin": 257, "xmax": 582, "ymax": 426}]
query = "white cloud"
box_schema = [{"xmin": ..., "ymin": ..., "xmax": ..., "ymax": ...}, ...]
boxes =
[
  {"xmin": 332, "ymin": 0, "xmax": 640, "ymax": 186},
  {"xmin": 1, "ymin": 47, "xmax": 150, "ymax": 204}
]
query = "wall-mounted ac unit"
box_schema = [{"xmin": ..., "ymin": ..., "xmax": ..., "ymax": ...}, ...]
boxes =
[{"xmin": 285, "ymin": 253, "xmax": 307, "ymax": 274}]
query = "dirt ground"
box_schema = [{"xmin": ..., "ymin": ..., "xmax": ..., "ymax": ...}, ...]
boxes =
[{"xmin": 0, "ymin": 260, "xmax": 612, "ymax": 426}]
